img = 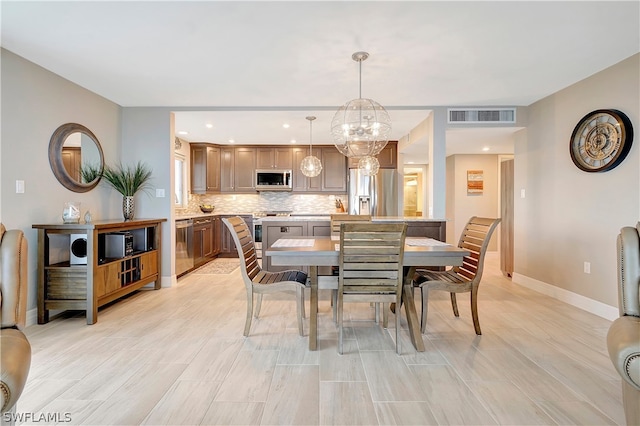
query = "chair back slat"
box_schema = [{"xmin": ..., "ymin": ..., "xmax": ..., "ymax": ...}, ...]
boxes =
[
  {"xmin": 330, "ymin": 214, "xmax": 372, "ymax": 235},
  {"xmin": 453, "ymin": 216, "xmax": 501, "ymax": 283},
  {"xmin": 339, "ymin": 222, "xmax": 407, "ymax": 295},
  {"xmin": 222, "ymin": 216, "xmax": 262, "ymax": 283}
]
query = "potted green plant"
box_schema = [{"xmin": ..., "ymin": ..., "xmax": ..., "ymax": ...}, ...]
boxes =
[{"xmin": 101, "ymin": 161, "xmax": 153, "ymax": 220}]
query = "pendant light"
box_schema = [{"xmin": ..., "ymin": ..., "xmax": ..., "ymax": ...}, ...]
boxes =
[
  {"xmin": 358, "ymin": 155, "xmax": 380, "ymax": 176},
  {"xmin": 331, "ymin": 51, "xmax": 392, "ymax": 159},
  {"xmin": 300, "ymin": 116, "xmax": 323, "ymax": 177}
]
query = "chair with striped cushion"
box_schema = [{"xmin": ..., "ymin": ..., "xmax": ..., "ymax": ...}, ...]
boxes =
[
  {"xmin": 222, "ymin": 216, "xmax": 308, "ymax": 337},
  {"xmin": 413, "ymin": 216, "xmax": 501, "ymax": 335},
  {"xmin": 337, "ymin": 222, "xmax": 407, "ymax": 354}
]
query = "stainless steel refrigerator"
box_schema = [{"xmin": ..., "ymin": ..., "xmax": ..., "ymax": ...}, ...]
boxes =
[{"xmin": 348, "ymin": 168, "xmax": 398, "ymax": 216}]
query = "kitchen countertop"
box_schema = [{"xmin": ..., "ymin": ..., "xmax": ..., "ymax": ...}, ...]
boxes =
[
  {"xmin": 258, "ymin": 216, "xmax": 446, "ymax": 222},
  {"xmin": 175, "ymin": 212, "xmax": 254, "ymax": 220}
]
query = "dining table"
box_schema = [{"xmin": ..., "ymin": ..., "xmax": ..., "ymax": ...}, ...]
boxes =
[{"xmin": 265, "ymin": 236, "xmax": 470, "ymax": 352}]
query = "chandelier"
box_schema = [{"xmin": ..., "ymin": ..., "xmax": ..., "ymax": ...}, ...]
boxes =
[
  {"xmin": 300, "ymin": 116, "xmax": 323, "ymax": 177},
  {"xmin": 331, "ymin": 52, "xmax": 392, "ymax": 160}
]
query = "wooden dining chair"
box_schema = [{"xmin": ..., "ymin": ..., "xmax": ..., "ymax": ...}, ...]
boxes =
[
  {"xmin": 413, "ymin": 216, "xmax": 501, "ymax": 335},
  {"xmin": 337, "ymin": 222, "xmax": 407, "ymax": 354},
  {"xmin": 222, "ymin": 216, "xmax": 308, "ymax": 337}
]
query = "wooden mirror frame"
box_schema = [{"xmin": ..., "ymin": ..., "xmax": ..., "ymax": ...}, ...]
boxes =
[{"xmin": 48, "ymin": 123, "xmax": 104, "ymax": 193}]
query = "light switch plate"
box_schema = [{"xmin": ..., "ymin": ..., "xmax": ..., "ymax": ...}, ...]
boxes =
[
  {"xmin": 155, "ymin": 189, "xmax": 165, "ymax": 198},
  {"xmin": 16, "ymin": 180, "xmax": 25, "ymax": 193}
]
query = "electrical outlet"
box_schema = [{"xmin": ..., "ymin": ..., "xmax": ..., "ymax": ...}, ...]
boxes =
[{"xmin": 584, "ymin": 262, "xmax": 591, "ymax": 274}]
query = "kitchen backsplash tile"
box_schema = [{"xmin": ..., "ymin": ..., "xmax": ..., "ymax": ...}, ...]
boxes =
[{"xmin": 179, "ymin": 192, "xmax": 347, "ymax": 215}]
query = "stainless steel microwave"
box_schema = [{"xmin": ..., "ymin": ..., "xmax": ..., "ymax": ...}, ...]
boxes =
[{"xmin": 255, "ymin": 169, "xmax": 292, "ymax": 191}]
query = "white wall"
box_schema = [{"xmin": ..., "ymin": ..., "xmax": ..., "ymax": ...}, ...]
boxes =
[
  {"xmin": 513, "ymin": 53, "xmax": 639, "ymax": 314},
  {"xmin": 445, "ymin": 154, "xmax": 500, "ymax": 249},
  {"xmin": 1, "ymin": 49, "xmax": 123, "ymax": 312}
]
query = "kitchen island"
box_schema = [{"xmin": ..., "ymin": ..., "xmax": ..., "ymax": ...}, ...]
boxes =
[{"xmin": 261, "ymin": 216, "xmax": 447, "ymax": 272}]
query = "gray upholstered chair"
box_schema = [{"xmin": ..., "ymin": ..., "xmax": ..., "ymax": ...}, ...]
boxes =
[
  {"xmin": 607, "ymin": 223, "xmax": 640, "ymax": 425},
  {"xmin": 0, "ymin": 223, "xmax": 31, "ymax": 414},
  {"xmin": 337, "ymin": 222, "xmax": 407, "ymax": 354},
  {"xmin": 222, "ymin": 216, "xmax": 308, "ymax": 336},
  {"xmin": 413, "ymin": 216, "xmax": 501, "ymax": 335}
]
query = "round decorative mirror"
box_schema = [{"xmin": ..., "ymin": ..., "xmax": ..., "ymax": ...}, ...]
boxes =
[{"xmin": 48, "ymin": 123, "xmax": 104, "ymax": 193}]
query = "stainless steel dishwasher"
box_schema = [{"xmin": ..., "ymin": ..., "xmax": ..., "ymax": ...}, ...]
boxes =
[{"xmin": 175, "ymin": 218, "xmax": 194, "ymax": 276}]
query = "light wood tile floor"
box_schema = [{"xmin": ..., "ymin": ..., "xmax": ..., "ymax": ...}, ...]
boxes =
[{"xmin": 17, "ymin": 254, "xmax": 625, "ymax": 425}]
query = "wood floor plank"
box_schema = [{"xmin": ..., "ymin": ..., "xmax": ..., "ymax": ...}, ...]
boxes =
[
  {"xmin": 319, "ymin": 381, "xmax": 378, "ymax": 425},
  {"xmin": 261, "ymin": 365, "xmax": 320, "ymax": 425},
  {"xmin": 141, "ymin": 380, "xmax": 221, "ymax": 425},
  {"xmin": 408, "ymin": 364, "xmax": 498, "ymax": 425},
  {"xmin": 81, "ymin": 362, "xmax": 187, "ymax": 425},
  {"xmin": 213, "ymin": 350, "xmax": 279, "ymax": 402},
  {"xmin": 374, "ymin": 401, "xmax": 439, "ymax": 425}
]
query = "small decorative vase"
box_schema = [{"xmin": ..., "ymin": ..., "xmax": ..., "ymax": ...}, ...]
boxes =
[{"xmin": 122, "ymin": 196, "xmax": 135, "ymax": 221}]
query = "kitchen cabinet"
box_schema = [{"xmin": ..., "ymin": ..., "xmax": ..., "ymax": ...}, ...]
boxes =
[
  {"xmin": 319, "ymin": 148, "xmax": 347, "ymax": 192},
  {"xmin": 219, "ymin": 214, "xmax": 253, "ymax": 257},
  {"xmin": 293, "ymin": 147, "xmax": 347, "ymax": 193},
  {"xmin": 220, "ymin": 147, "xmax": 235, "ymax": 192},
  {"xmin": 191, "ymin": 144, "xmax": 221, "ymax": 193},
  {"xmin": 263, "ymin": 221, "xmax": 306, "ymax": 272},
  {"xmin": 348, "ymin": 141, "xmax": 397, "ymax": 169},
  {"xmin": 221, "ymin": 147, "xmax": 256, "ymax": 193},
  {"xmin": 193, "ymin": 216, "xmax": 214, "ymax": 266},
  {"xmin": 235, "ymin": 148, "xmax": 256, "ymax": 191},
  {"xmin": 33, "ymin": 218, "xmax": 165, "ymax": 325},
  {"xmin": 256, "ymin": 147, "xmax": 292, "ymax": 169},
  {"xmin": 212, "ymin": 216, "xmax": 221, "ymax": 256}
]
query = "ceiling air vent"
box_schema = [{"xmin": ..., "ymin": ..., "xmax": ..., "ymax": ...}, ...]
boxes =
[{"xmin": 448, "ymin": 108, "xmax": 516, "ymax": 124}]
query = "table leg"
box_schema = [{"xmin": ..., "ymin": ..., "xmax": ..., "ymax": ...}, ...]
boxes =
[
  {"xmin": 309, "ymin": 265, "xmax": 318, "ymax": 351},
  {"xmin": 402, "ymin": 266, "xmax": 425, "ymax": 352}
]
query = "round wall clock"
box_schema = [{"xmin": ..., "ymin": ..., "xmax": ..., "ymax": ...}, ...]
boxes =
[{"xmin": 570, "ymin": 109, "xmax": 634, "ymax": 173}]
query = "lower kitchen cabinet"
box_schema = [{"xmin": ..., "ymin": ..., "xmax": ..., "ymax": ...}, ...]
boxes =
[
  {"xmin": 193, "ymin": 216, "xmax": 214, "ymax": 267},
  {"xmin": 218, "ymin": 214, "xmax": 253, "ymax": 257}
]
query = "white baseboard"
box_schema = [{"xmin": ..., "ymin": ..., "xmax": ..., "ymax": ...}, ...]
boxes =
[
  {"xmin": 512, "ymin": 273, "xmax": 618, "ymax": 321},
  {"xmin": 26, "ymin": 308, "xmax": 37, "ymax": 327}
]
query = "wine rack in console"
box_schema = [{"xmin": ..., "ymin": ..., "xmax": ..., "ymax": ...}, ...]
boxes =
[{"xmin": 33, "ymin": 218, "xmax": 166, "ymax": 325}]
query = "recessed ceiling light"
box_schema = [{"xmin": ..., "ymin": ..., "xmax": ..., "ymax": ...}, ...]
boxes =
[
  {"xmin": 205, "ymin": 123, "xmax": 213, "ymax": 129},
  {"xmin": 283, "ymin": 123, "xmax": 290, "ymax": 129},
  {"xmin": 178, "ymin": 131, "xmax": 188, "ymax": 135},
  {"xmin": 482, "ymin": 146, "xmax": 490, "ymax": 151},
  {"xmin": 290, "ymin": 139, "xmax": 296, "ymax": 144},
  {"xmin": 228, "ymin": 139, "xmax": 235, "ymax": 144}
]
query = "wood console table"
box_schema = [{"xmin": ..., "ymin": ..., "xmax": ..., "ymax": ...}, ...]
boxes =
[{"xmin": 33, "ymin": 218, "xmax": 166, "ymax": 324}]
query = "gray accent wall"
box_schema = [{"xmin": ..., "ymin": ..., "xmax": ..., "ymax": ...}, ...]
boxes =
[
  {"xmin": 1, "ymin": 49, "xmax": 123, "ymax": 312},
  {"xmin": 513, "ymin": 53, "xmax": 639, "ymax": 310}
]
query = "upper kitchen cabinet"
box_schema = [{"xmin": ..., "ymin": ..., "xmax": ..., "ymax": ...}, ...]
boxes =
[
  {"xmin": 221, "ymin": 147, "xmax": 256, "ymax": 193},
  {"xmin": 220, "ymin": 147, "xmax": 234, "ymax": 192},
  {"xmin": 348, "ymin": 141, "xmax": 397, "ymax": 169},
  {"xmin": 256, "ymin": 147, "xmax": 292, "ymax": 170},
  {"xmin": 293, "ymin": 146, "xmax": 346, "ymax": 193},
  {"xmin": 191, "ymin": 144, "xmax": 220, "ymax": 193}
]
